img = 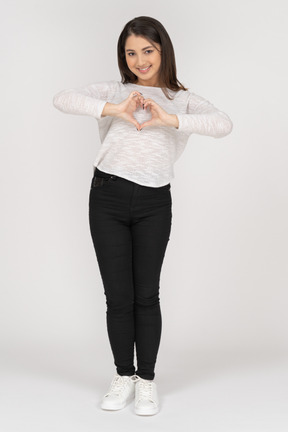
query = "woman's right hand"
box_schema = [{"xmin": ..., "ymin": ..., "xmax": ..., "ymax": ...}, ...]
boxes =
[{"xmin": 101, "ymin": 91, "xmax": 145, "ymax": 131}]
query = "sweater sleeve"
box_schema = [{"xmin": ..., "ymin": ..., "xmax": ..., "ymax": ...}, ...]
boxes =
[
  {"xmin": 52, "ymin": 80, "xmax": 119, "ymax": 119},
  {"xmin": 176, "ymin": 92, "xmax": 233, "ymax": 138}
]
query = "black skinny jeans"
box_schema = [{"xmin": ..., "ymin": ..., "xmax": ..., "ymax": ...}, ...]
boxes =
[{"xmin": 88, "ymin": 167, "xmax": 172, "ymax": 380}]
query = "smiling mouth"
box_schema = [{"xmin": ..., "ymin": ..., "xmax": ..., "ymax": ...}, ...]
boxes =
[{"xmin": 137, "ymin": 65, "xmax": 152, "ymax": 72}]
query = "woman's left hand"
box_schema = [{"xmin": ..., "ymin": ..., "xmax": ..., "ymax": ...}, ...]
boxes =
[{"xmin": 140, "ymin": 98, "xmax": 179, "ymax": 130}]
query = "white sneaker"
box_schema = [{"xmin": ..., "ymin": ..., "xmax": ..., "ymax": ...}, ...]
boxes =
[
  {"xmin": 133, "ymin": 375, "xmax": 160, "ymax": 416},
  {"xmin": 100, "ymin": 374, "xmax": 135, "ymax": 410}
]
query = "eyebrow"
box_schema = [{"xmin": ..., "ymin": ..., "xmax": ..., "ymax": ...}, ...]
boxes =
[{"xmin": 125, "ymin": 45, "xmax": 154, "ymax": 52}]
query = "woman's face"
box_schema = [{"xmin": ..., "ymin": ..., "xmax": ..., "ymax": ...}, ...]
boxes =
[{"xmin": 124, "ymin": 34, "xmax": 162, "ymax": 87}]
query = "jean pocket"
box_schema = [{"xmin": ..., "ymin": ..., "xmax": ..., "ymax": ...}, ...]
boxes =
[{"xmin": 90, "ymin": 176, "xmax": 111, "ymax": 189}]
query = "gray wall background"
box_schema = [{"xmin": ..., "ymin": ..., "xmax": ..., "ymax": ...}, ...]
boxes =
[{"xmin": 1, "ymin": 0, "xmax": 287, "ymax": 376}]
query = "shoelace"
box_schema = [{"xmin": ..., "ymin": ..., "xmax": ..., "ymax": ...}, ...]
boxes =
[
  {"xmin": 106, "ymin": 375, "xmax": 130, "ymax": 396},
  {"xmin": 132, "ymin": 375, "xmax": 155, "ymax": 402}
]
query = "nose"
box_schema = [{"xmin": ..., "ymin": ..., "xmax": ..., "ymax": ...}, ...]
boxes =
[{"xmin": 136, "ymin": 54, "xmax": 147, "ymax": 67}]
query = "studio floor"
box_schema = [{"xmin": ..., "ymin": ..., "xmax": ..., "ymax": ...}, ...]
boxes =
[{"xmin": 1, "ymin": 347, "xmax": 287, "ymax": 432}]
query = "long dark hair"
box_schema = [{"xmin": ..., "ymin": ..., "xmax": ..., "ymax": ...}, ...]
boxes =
[{"xmin": 117, "ymin": 16, "xmax": 188, "ymax": 100}]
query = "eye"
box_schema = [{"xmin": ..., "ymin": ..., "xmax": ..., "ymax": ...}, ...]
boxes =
[{"xmin": 127, "ymin": 50, "xmax": 154, "ymax": 57}]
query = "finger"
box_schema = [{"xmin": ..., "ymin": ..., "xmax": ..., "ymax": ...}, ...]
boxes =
[
  {"xmin": 143, "ymin": 98, "xmax": 157, "ymax": 105},
  {"xmin": 133, "ymin": 95, "xmax": 145, "ymax": 109},
  {"xmin": 144, "ymin": 98, "xmax": 157, "ymax": 105},
  {"xmin": 139, "ymin": 120, "xmax": 154, "ymax": 129},
  {"xmin": 128, "ymin": 117, "xmax": 141, "ymax": 130},
  {"xmin": 132, "ymin": 94, "xmax": 143, "ymax": 104},
  {"xmin": 143, "ymin": 99, "xmax": 156, "ymax": 109},
  {"xmin": 138, "ymin": 98, "xmax": 145, "ymax": 109},
  {"xmin": 130, "ymin": 91, "xmax": 142, "ymax": 98}
]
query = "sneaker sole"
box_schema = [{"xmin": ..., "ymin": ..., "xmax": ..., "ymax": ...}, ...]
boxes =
[
  {"xmin": 101, "ymin": 392, "xmax": 134, "ymax": 410},
  {"xmin": 135, "ymin": 405, "xmax": 159, "ymax": 416}
]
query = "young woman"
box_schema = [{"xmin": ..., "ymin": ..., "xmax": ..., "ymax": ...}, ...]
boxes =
[{"xmin": 53, "ymin": 16, "xmax": 233, "ymax": 416}]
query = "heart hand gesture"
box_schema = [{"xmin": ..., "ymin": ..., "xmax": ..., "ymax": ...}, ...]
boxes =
[
  {"xmin": 140, "ymin": 98, "xmax": 172, "ymax": 129},
  {"xmin": 107, "ymin": 91, "xmax": 145, "ymax": 130},
  {"xmin": 101, "ymin": 91, "xmax": 179, "ymax": 130}
]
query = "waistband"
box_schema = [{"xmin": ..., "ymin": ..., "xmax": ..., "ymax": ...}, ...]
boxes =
[
  {"xmin": 94, "ymin": 167, "xmax": 118, "ymax": 180},
  {"xmin": 93, "ymin": 166, "xmax": 170, "ymax": 189}
]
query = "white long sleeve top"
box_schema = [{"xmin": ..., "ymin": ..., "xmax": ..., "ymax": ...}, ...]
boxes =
[{"xmin": 53, "ymin": 80, "xmax": 233, "ymax": 187}]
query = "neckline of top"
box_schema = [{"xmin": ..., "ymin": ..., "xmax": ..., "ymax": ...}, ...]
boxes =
[{"xmin": 124, "ymin": 82, "xmax": 164, "ymax": 90}]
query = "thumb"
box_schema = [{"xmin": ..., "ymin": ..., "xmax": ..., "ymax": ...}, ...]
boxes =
[
  {"xmin": 128, "ymin": 116, "xmax": 141, "ymax": 131},
  {"xmin": 139, "ymin": 119, "xmax": 154, "ymax": 129}
]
